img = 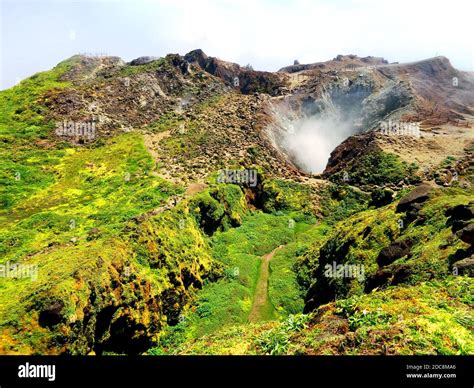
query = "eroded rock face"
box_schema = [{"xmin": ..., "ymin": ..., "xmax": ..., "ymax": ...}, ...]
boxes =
[
  {"xmin": 323, "ymin": 133, "xmax": 379, "ymax": 176},
  {"xmin": 378, "ymin": 56, "xmax": 474, "ymax": 118},
  {"xmin": 303, "ymin": 237, "xmax": 355, "ymax": 313}
]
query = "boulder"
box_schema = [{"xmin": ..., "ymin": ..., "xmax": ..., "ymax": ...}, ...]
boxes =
[
  {"xmin": 452, "ymin": 256, "xmax": 474, "ymax": 277},
  {"xmin": 456, "ymin": 223, "xmax": 474, "ymax": 245},
  {"xmin": 391, "ymin": 264, "xmax": 412, "ymax": 285},
  {"xmin": 396, "ymin": 184, "xmax": 432, "ymax": 213},
  {"xmin": 365, "ymin": 270, "xmax": 392, "ymax": 292},
  {"xmin": 446, "ymin": 203, "xmax": 474, "ymax": 232},
  {"xmin": 184, "ymin": 49, "xmax": 209, "ymax": 69},
  {"xmin": 369, "ymin": 188, "xmax": 394, "ymax": 208},
  {"xmin": 377, "ymin": 239, "xmax": 414, "ymax": 267},
  {"xmin": 365, "ymin": 264, "xmax": 413, "ymax": 292}
]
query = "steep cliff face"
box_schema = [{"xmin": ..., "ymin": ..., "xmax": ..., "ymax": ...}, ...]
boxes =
[{"xmin": 266, "ymin": 55, "xmax": 474, "ymax": 176}]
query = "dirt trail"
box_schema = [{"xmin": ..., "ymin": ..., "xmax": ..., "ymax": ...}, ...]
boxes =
[{"xmin": 248, "ymin": 245, "xmax": 285, "ymax": 323}]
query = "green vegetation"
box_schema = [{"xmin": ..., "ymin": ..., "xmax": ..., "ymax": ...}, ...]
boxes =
[
  {"xmin": 0, "ymin": 62, "xmax": 211, "ymax": 353},
  {"xmin": 189, "ymin": 184, "xmax": 247, "ymax": 234},
  {"xmin": 320, "ymin": 183, "xmax": 369, "ymax": 224},
  {"xmin": 1, "ymin": 133, "xmax": 182, "ymax": 262},
  {"xmin": 268, "ymin": 221, "xmax": 329, "ymax": 315},
  {"xmin": 1, "ymin": 54, "xmax": 472, "ymax": 357},
  {"xmin": 331, "ymin": 150, "xmax": 420, "ymax": 186},
  {"xmin": 169, "ymin": 270, "xmax": 472, "ymax": 356},
  {"xmin": 167, "ymin": 185, "xmax": 473, "ymax": 355},
  {"xmin": 262, "ymin": 179, "xmax": 314, "ymax": 213},
  {"xmin": 301, "ymin": 187, "xmax": 472, "ymax": 308},
  {"xmin": 0, "ymin": 58, "xmax": 72, "ymax": 139},
  {"xmin": 0, "ymin": 58, "xmax": 74, "ymax": 210},
  {"xmin": 254, "ymin": 314, "xmax": 310, "ymax": 355}
]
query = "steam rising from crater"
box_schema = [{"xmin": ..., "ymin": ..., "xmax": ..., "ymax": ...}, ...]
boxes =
[
  {"xmin": 283, "ymin": 114, "xmax": 354, "ymax": 174},
  {"xmin": 271, "ymin": 99, "xmax": 357, "ymax": 174}
]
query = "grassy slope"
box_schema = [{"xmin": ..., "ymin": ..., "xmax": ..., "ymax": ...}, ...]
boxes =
[
  {"xmin": 168, "ymin": 187, "xmax": 474, "ymax": 355},
  {"xmin": 0, "ymin": 62, "xmax": 315, "ymax": 353},
  {"xmin": 150, "ymin": 211, "xmax": 320, "ymax": 353},
  {"xmin": 0, "ymin": 62, "xmax": 219, "ymax": 354},
  {"xmin": 175, "ymin": 276, "xmax": 472, "ymax": 355},
  {"xmin": 0, "ymin": 128, "xmax": 194, "ymax": 353},
  {"xmin": 269, "ymin": 222, "xmax": 330, "ymax": 315},
  {"xmin": 0, "ymin": 60, "xmax": 74, "ymax": 211}
]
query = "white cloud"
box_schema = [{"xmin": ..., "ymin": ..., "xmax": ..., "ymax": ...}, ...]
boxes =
[
  {"xmin": 1, "ymin": 0, "xmax": 473, "ymax": 90},
  {"xmin": 140, "ymin": 0, "xmax": 473, "ymax": 71}
]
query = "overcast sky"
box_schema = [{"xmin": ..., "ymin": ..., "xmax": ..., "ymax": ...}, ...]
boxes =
[{"xmin": 1, "ymin": 0, "xmax": 473, "ymax": 90}]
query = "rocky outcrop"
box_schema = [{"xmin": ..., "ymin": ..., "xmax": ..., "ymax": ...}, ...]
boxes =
[
  {"xmin": 43, "ymin": 53, "xmax": 228, "ymax": 138},
  {"xmin": 38, "ymin": 300, "xmax": 66, "ymax": 328},
  {"xmin": 445, "ymin": 202, "xmax": 474, "ymax": 267},
  {"xmin": 323, "ymin": 133, "xmax": 379, "ymax": 176},
  {"xmin": 303, "ymin": 237, "xmax": 355, "ymax": 313},
  {"xmin": 278, "ymin": 54, "xmax": 388, "ymax": 73},
  {"xmin": 185, "ymin": 49, "xmax": 287, "ymax": 95}
]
